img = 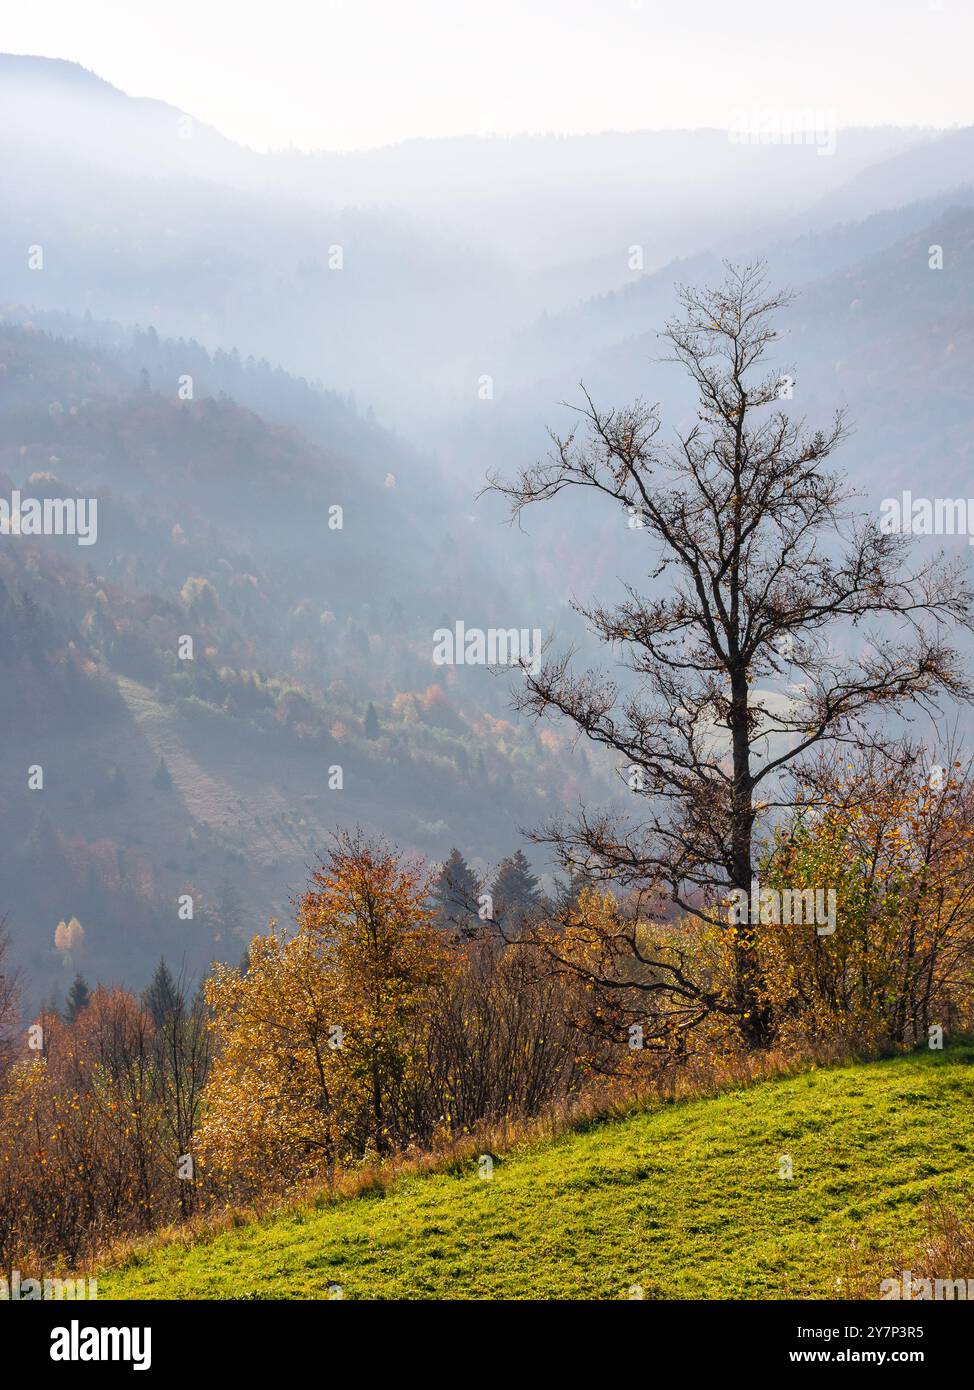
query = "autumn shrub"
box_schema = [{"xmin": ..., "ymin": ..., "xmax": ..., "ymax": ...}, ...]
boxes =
[
  {"xmin": 759, "ymin": 748, "xmax": 974, "ymax": 1047},
  {"xmin": 197, "ymin": 833, "xmax": 456, "ymax": 1192},
  {"xmin": 418, "ymin": 929, "xmax": 617, "ymax": 1137},
  {"xmin": 0, "ymin": 982, "xmax": 210, "ymax": 1269}
]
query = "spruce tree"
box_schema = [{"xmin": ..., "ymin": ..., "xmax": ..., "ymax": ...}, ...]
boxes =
[
  {"xmin": 490, "ymin": 850, "xmax": 541, "ymax": 924},
  {"xmin": 431, "ymin": 849, "xmax": 481, "ymax": 935},
  {"xmin": 142, "ymin": 957, "xmax": 181, "ymax": 1026},
  {"xmin": 64, "ymin": 973, "xmax": 91, "ymax": 1023}
]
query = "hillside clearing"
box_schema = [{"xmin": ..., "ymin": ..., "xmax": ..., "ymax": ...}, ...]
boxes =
[{"xmin": 101, "ymin": 1046, "xmax": 974, "ymax": 1300}]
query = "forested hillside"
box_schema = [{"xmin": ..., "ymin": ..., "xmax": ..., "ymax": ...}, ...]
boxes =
[{"xmin": 0, "ymin": 324, "xmax": 616, "ymax": 1006}]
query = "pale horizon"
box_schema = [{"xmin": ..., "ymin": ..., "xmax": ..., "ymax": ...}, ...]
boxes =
[{"xmin": 2, "ymin": 0, "xmax": 972, "ymax": 153}]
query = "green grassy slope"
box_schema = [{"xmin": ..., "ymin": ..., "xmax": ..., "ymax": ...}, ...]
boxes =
[{"xmin": 102, "ymin": 1047, "xmax": 974, "ymax": 1300}]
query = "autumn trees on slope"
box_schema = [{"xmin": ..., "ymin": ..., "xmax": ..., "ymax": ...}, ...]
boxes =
[
  {"xmin": 198, "ymin": 833, "xmax": 599, "ymax": 1192},
  {"xmin": 4, "ymin": 799, "xmax": 974, "ymax": 1251}
]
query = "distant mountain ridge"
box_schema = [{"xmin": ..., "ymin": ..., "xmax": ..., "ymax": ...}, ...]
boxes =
[{"xmin": 0, "ymin": 52, "xmax": 948, "ymax": 420}]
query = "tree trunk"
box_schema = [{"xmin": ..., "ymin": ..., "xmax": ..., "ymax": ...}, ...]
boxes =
[{"xmin": 730, "ymin": 671, "xmax": 774, "ymax": 1048}]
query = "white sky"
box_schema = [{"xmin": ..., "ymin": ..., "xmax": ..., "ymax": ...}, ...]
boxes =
[{"xmin": 2, "ymin": 0, "xmax": 971, "ymax": 151}]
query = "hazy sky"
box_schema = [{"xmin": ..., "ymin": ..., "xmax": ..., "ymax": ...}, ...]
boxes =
[{"xmin": 2, "ymin": 0, "xmax": 970, "ymax": 151}]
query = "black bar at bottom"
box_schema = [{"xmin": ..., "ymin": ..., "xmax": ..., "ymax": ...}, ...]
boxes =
[{"xmin": 9, "ymin": 1297, "xmax": 971, "ymax": 1375}]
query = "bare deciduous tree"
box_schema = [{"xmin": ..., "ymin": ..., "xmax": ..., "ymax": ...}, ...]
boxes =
[{"xmin": 487, "ymin": 261, "xmax": 974, "ymax": 1046}]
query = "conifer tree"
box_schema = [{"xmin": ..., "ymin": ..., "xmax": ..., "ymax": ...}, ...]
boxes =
[
  {"xmin": 64, "ymin": 973, "xmax": 91, "ymax": 1022},
  {"xmin": 491, "ymin": 850, "xmax": 541, "ymax": 924},
  {"xmin": 142, "ymin": 957, "xmax": 181, "ymax": 1026},
  {"xmin": 432, "ymin": 849, "xmax": 481, "ymax": 935}
]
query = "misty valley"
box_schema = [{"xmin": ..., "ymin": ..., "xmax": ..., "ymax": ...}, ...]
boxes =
[{"xmin": 1, "ymin": 14, "xmax": 973, "ymax": 1335}]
